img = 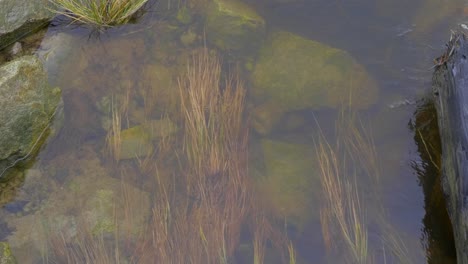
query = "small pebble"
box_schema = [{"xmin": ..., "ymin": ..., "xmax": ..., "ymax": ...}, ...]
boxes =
[{"xmin": 10, "ymin": 42, "xmax": 22, "ymax": 56}]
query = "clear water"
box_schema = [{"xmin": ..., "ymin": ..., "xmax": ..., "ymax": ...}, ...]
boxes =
[{"xmin": 0, "ymin": 0, "xmax": 464, "ymax": 263}]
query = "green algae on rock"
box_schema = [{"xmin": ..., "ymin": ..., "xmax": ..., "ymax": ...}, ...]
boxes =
[
  {"xmin": 205, "ymin": 0, "xmax": 265, "ymax": 52},
  {"xmin": 252, "ymin": 31, "xmax": 378, "ymax": 111},
  {"xmin": 256, "ymin": 139, "xmax": 319, "ymax": 230},
  {"xmin": 0, "ymin": 56, "xmax": 62, "ymax": 176}
]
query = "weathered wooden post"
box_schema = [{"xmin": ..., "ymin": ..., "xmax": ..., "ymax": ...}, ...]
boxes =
[{"xmin": 433, "ymin": 32, "xmax": 468, "ymax": 264}]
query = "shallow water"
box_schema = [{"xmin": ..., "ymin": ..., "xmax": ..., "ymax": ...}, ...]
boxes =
[{"xmin": 0, "ymin": 0, "xmax": 464, "ymax": 263}]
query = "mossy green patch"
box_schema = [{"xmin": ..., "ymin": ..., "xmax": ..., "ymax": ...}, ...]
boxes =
[
  {"xmin": 88, "ymin": 189, "xmax": 116, "ymax": 235},
  {"xmin": 0, "ymin": 242, "xmax": 16, "ymax": 264}
]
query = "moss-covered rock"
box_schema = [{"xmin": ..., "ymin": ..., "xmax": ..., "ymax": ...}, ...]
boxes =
[
  {"xmin": 0, "ymin": 242, "xmax": 16, "ymax": 264},
  {"xmin": 0, "ymin": 56, "xmax": 62, "ymax": 176},
  {"xmin": 252, "ymin": 31, "xmax": 378, "ymax": 111},
  {"xmin": 205, "ymin": 0, "xmax": 265, "ymax": 52},
  {"xmin": 255, "ymin": 139, "xmax": 319, "ymax": 230},
  {"xmin": 0, "ymin": 0, "xmax": 53, "ymax": 50}
]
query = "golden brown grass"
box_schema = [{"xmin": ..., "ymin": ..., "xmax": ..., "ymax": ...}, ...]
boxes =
[{"xmin": 177, "ymin": 47, "xmax": 250, "ymax": 262}]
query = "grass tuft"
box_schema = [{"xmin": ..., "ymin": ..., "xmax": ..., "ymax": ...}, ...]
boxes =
[{"xmin": 48, "ymin": 0, "xmax": 149, "ymax": 28}]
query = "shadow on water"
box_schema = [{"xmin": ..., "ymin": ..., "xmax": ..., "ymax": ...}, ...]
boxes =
[{"xmin": 411, "ymin": 98, "xmax": 456, "ymax": 263}]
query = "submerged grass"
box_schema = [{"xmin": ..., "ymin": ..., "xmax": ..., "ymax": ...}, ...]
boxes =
[
  {"xmin": 44, "ymin": 47, "xmax": 297, "ymax": 264},
  {"xmin": 316, "ymin": 111, "xmax": 414, "ymax": 264},
  {"xmin": 48, "ymin": 0, "xmax": 149, "ymax": 28},
  {"xmin": 177, "ymin": 47, "xmax": 250, "ymax": 261},
  {"xmin": 317, "ymin": 136, "xmax": 369, "ymax": 263}
]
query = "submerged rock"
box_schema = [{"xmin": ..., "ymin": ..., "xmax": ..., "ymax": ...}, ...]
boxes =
[
  {"xmin": 205, "ymin": 0, "xmax": 265, "ymax": 52},
  {"xmin": 252, "ymin": 31, "xmax": 378, "ymax": 111},
  {"xmin": 141, "ymin": 63, "xmax": 180, "ymax": 116},
  {"xmin": 0, "ymin": 0, "xmax": 53, "ymax": 50},
  {"xmin": 255, "ymin": 139, "xmax": 319, "ymax": 230},
  {"xmin": 6, "ymin": 145, "xmax": 150, "ymax": 260},
  {"xmin": 0, "ymin": 56, "xmax": 62, "ymax": 176},
  {"xmin": 251, "ymin": 102, "xmax": 285, "ymax": 135},
  {"xmin": 116, "ymin": 118, "xmax": 178, "ymax": 160}
]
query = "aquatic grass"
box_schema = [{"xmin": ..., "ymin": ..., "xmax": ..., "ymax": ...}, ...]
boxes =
[
  {"xmin": 131, "ymin": 47, "xmax": 252, "ymax": 263},
  {"xmin": 317, "ymin": 136, "xmax": 369, "ymax": 264},
  {"xmin": 46, "ymin": 216, "xmax": 121, "ymax": 263},
  {"xmin": 44, "ymin": 47, "xmax": 296, "ymax": 264},
  {"xmin": 48, "ymin": 0, "xmax": 149, "ymax": 28},
  {"xmin": 288, "ymin": 241, "xmax": 297, "ymax": 264},
  {"xmin": 316, "ymin": 111, "xmax": 415, "ymax": 263}
]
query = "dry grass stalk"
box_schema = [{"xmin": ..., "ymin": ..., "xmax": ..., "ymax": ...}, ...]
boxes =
[
  {"xmin": 177, "ymin": 47, "xmax": 250, "ymax": 262},
  {"xmin": 106, "ymin": 97, "xmax": 122, "ymax": 162},
  {"xmin": 253, "ymin": 216, "xmax": 267, "ymax": 264},
  {"xmin": 124, "ymin": 48, "xmax": 252, "ymax": 263},
  {"xmin": 47, "ymin": 217, "xmax": 121, "ymax": 264}
]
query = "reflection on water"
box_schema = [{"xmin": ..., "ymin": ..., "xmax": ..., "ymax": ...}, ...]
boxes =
[{"xmin": 0, "ymin": 0, "xmax": 464, "ymax": 262}]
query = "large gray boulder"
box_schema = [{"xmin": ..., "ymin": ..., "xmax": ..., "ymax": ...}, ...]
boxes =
[
  {"xmin": 0, "ymin": 56, "xmax": 62, "ymax": 177},
  {"xmin": 0, "ymin": 0, "xmax": 53, "ymax": 50}
]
